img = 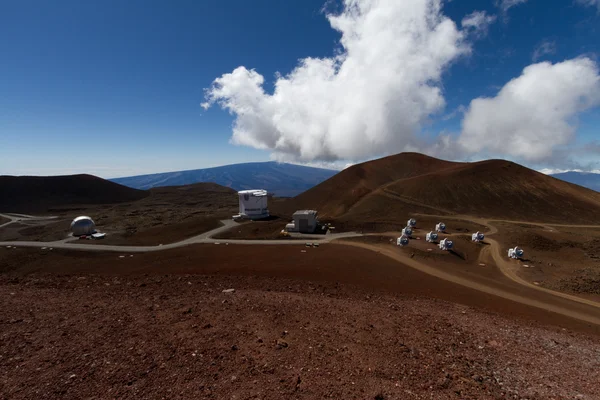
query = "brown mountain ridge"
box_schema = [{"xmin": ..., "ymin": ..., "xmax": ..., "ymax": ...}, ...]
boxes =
[{"xmin": 289, "ymin": 153, "xmax": 600, "ymax": 224}]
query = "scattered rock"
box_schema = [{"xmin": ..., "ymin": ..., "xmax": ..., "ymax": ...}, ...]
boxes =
[
  {"xmin": 276, "ymin": 339, "xmax": 288, "ymax": 349},
  {"xmin": 231, "ymin": 345, "xmax": 238, "ymax": 351},
  {"xmin": 222, "ymin": 289, "xmax": 235, "ymax": 293}
]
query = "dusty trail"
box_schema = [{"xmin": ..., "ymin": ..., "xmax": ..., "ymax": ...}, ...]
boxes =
[
  {"xmin": 2, "ymin": 211, "xmax": 600, "ymax": 326},
  {"xmin": 0, "ymin": 213, "xmax": 58, "ymax": 229},
  {"xmin": 0, "ymin": 219, "xmax": 362, "ymax": 252},
  {"xmin": 415, "ymin": 214, "xmax": 600, "ymax": 310},
  {"xmin": 482, "ymin": 237, "xmax": 600, "ymax": 309},
  {"xmin": 340, "ymin": 240, "xmax": 600, "ymax": 326}
]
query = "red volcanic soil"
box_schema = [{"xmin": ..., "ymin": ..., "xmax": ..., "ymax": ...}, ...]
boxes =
[
  {"xmin": 0, "ymin": 174, "xmax": 148, "ymax": 213},
  {"xmin": 491, "ymin": 221, "xmax": 600, "ymax": 299},
  {"xmin": 383, "ymin": 160, "xmax": 600, "ymax": 223},
  {"xmin": 286, "ymin": 153, "xmax": 600, "ymax": 224},
  {"xmin": 1, "ymin": 244, "xmax": 600, "ymax": 399},
  {"xmin": 0, "ymin": 182, "xmax": 239, "ymax": 245},
  {"xmin": 286, "ymin": 153, "xmax": 458, "ymax": 217}
]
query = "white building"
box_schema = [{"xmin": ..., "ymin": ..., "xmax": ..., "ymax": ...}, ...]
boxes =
[
  {"xmin": 235, "ymin": 189, "xmax": 269, "ymax": 220},
  {"xmin": 439, "ymin": 238, "xmax": 453, "ymax": 251},
  {"xmin": 407, "ymin": 218, "xmax": 417, "ymax": 228},
  {"xmin": 402, "ymin": 226, "xmax": 413, "ymax": 237},
  {"xmin": 70, "ymin": 216, "xmax": 96, "ymax": 236},
  {"xmin": 286, "ymin": 210, "xmax": 319, "ymax": 233},
  {"xmin": 426, "ymin": 231, "xmax": 438, "ymax": 243},
  {"xmin": 472, "ymin": 232, "xmax": 485, "ymax": 242},
  {"xmin": 508, "ymin": 246, "xmax": 524, "ymax": 259},
  {"xmin": 436, "ymin": 222, "xmax": 446, "ymax": 232},
  {"xmin": 397, "ymin": 235, "xmax": 409, "ymax": 246}
]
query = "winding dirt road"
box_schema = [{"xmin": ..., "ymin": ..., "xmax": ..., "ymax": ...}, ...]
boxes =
[
  {"xmin": 2, "ymin": 211, "xmax": 600, "ymax": 327},
  {"xmin": 340, "ymin": 240, "xmax": 600, "ymax": 326},
  {"xmin": 0, "ymin": 219, "xmax": 363, "ymax": 252}
]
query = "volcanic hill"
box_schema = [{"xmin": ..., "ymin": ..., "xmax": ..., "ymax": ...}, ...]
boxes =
[
  {"xmin": 0, "ymin": 174, "xmax": 149, "ymax": 213},
  {"xmin": 289, "ymin": 153, "xmax": 600, "ymax": 224}
]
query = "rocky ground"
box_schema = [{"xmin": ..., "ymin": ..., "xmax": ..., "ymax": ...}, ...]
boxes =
[
  {"xmin": 2, "ymin": 244, "xmax": 600, "ymax": 399},
  {"xmin": 2, "ymin": 273, "xmax": 600, "ymax": 400},
  {"xmin": 492, "ymin": 222, "xmax": 600, "ymax": 300}
]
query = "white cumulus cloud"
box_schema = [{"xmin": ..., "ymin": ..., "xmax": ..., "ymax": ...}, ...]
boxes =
[
  {"xmin": 202, "ymin": 0, "xmax": 471, "ymax": 163},
  {"xmin": 461, "ymin": 11, "xmax": 496, "ymax": 37},
  {"xmin": 576, "ymin": 0, "xmax": 600, "ymax": 10},
  {"xmin": 458, "ymin": 57, "xmax": 600, "ymax": 161}
]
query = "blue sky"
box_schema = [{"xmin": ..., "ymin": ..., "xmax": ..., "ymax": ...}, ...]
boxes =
[{"xmin": 1, "ymin": 0, "xmax": 599, "ymax": 178}]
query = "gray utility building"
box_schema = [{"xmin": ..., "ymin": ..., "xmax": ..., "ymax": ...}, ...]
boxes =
[{"xmin": 286, "ymin": 210, "xmax": 319, "ymax": 233}]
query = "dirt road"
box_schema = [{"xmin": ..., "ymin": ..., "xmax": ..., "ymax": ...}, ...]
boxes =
[
  {"xmin": 340, "ymin": 240, "xmax": 600, "ymax": 327},
  {"xmin": 2, "ymin": 212, "xmax": 600, "ymax": 327},
  {"xmin": 0, "ymin": 219, "xmax": 363, "ymax": 252}
]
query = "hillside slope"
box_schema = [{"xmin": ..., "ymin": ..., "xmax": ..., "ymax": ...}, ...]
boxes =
[
  {"xmin": 287, "ymin": 153, "xmax": 460, "ymax": 216},
  {"xmin": 291, "ymin": 153, "xmax": 600, "ymax": 224},
  {"xmin": 550, "ymin": 171, "xmax": 600, "ymax": 192},
  {"xmin": 0, "ymin": 174, "xmax": 149, "ymax": 213},
  {"xmin": 111, "ymin": 161, "xmax": 337, "ymax": 197}
]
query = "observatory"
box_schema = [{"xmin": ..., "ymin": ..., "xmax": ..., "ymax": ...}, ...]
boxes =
[
  {"xmin": 472, "ymin": 232, "xmax": 485, "ymax": 242},
  {"xmin": 397, "ymin": 235, "xmax": 409, "ymax": 246},
  {"xmin": 285, "ymin": 210, "xmax": 319, "ymax": 234},
  {"xmin": 426, "ymin": 231, "xmax": 438, "ymax": 243},
  {"xmin": 439, "ymin": 238, "xmax": 453, "ymax": 251},
  {"xmin": 407, "ymin": 218, "xmax": 417, "ymax": 228},
  {"xmin": 235, "ymin": 189, "xmax": 269, "ymax": 220},
  {"xmin": 436, "ymin": 222, "xmax": 446, "ymax": 232},
  {"xmin": 401, "ymin": 226, "xmax": 413, "ymax": 237},
  {"xmin": 70, "ymin": 216, "xmax": 96, "ymax": 236},
  {"xmin": 508, "ymin": 246, "xmax": 524, "ymax": 259}
]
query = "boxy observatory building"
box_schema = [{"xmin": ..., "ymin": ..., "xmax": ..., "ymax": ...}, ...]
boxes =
[
  {"xmin": 286, "ymin": 210, "xmax": 319, "ymax": 234},
  {"xmin": 235, "ymin": 189, "xmax": 269, "ymax": 220},
  {"xmin": 70, "ymin": 216, "xmax": 96, "ymax": 236}
]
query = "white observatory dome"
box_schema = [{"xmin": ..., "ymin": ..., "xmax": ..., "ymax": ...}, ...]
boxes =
[{"xmin": 70, "ymin": 216, "xmax": 96, "ymax": 236}]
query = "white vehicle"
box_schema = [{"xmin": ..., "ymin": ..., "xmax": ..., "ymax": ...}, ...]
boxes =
[
  {"xmin": 407, "ymin": 218, "xmax": 417, "ymax": 228},
  {"xmin": 471, "ymin": 232, "xmax": 485, "ymax": 242},
  {"xmin": 508, "ymin": 246, "xmax": 524, "ymax": 259},
  {"xmin": 425, "ymin": 231, "xmax": 438, "ymax": 243},
  {"xmin": 439, "ymin": 238, "xmax": 453, "ymax": 251},
  {"xmin": 435, "ymin": 222, "xmax": 446, "ymax": 232},
  {"xmin": 402, "ymin": 226, "xmax": 413, "ymax": 237},
  {"xmin": 397, "ymin": 235, "xmax": 409, "ymax": 246}
]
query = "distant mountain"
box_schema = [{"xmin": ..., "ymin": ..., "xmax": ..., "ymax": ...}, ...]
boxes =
[
  {"xmin": 550, "ymin": 172, "xmax": 600, "ymax": 192},
  {"xmin": 110, "ymin": 162, "xmax": 338, "ymax": 197}
]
